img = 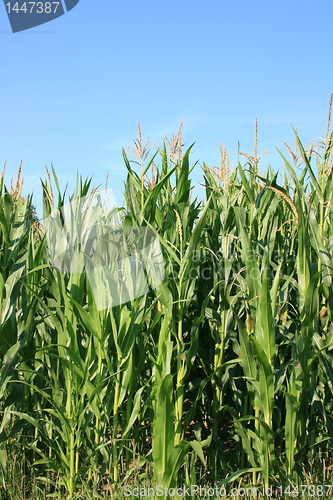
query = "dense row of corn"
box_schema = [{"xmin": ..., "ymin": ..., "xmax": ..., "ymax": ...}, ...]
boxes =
[{"xmin": 0, "ymin": 122, "xmax": 333, "ymax": 499}]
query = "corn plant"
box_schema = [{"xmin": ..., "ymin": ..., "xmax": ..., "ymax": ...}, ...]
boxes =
[{"xmin": 1, "ymin": 111, "xmax": 333, "ymax": 498}]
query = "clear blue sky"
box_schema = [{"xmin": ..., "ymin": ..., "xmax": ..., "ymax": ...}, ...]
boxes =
[{"xmin": 1, "ymin": 0, "xmax": 332, "ymax": 219}]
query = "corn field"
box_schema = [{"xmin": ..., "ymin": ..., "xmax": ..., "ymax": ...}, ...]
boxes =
[{"xmin": 1, "ymin": 116, "xmax": 333, "ymax": 499}]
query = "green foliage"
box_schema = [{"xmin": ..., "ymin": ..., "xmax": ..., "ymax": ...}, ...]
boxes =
[{"xmin": 1, "ymin": 128, "xmax": 333, "ymax": 498}]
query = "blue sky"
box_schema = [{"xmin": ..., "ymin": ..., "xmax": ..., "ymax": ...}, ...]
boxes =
[{"xmin": 1, "ymin": 0, "xmax": 332, "ymax": 218}]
